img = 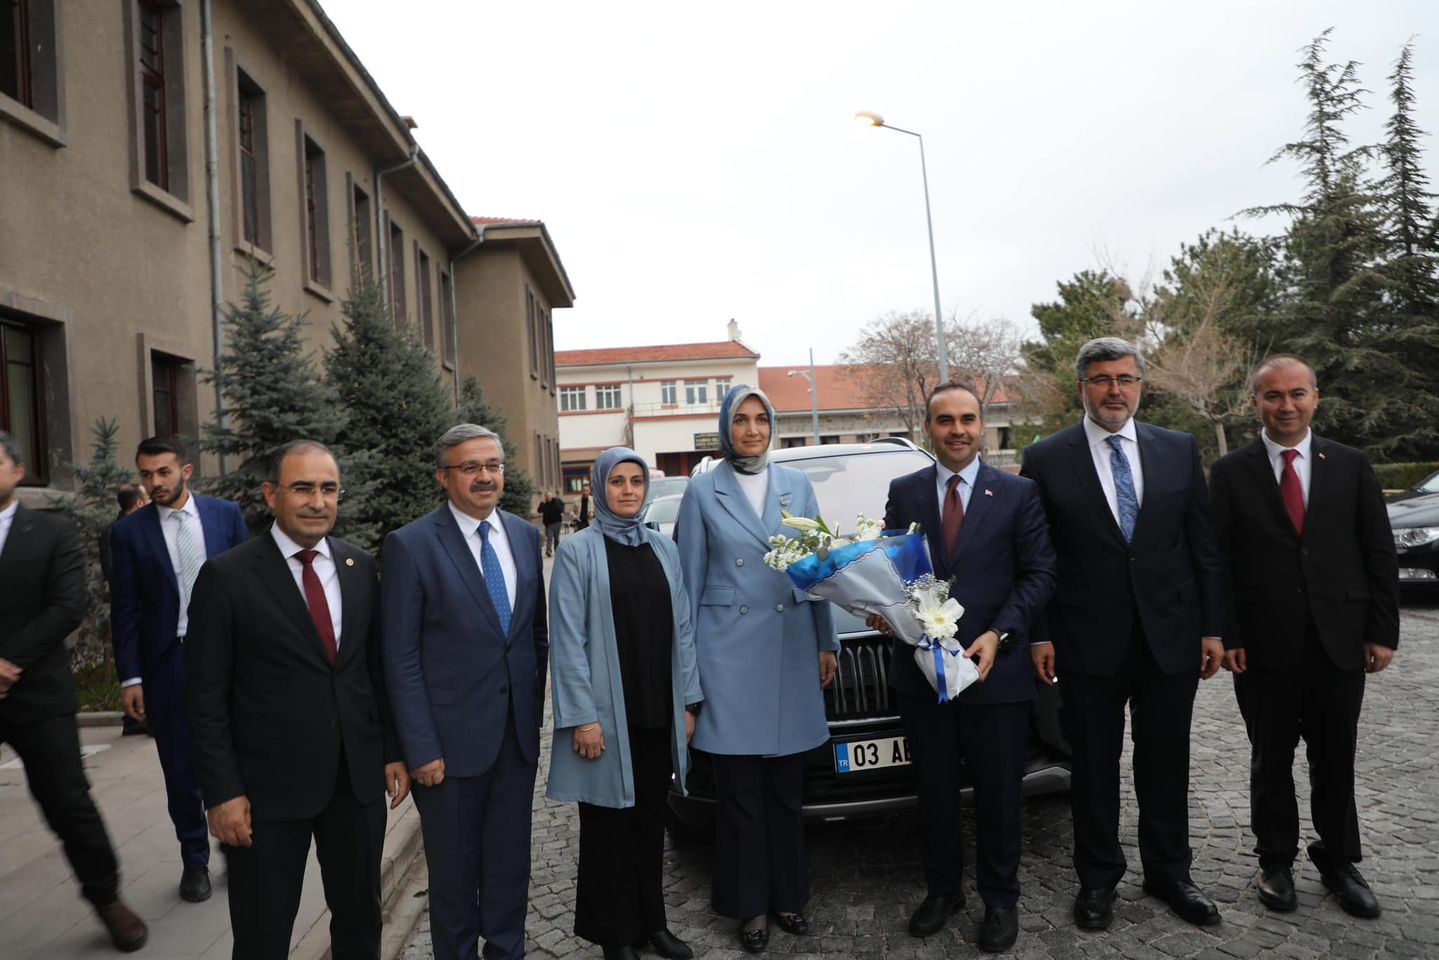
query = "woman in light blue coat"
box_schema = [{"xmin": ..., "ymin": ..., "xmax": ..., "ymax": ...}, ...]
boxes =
[
  {"xmin": 547, "ymin": 447, "xmax": 703, "ymax": 960},
  {"xmin": 675, "ymin": 385, "xmax": 839, "ymax": 954}
]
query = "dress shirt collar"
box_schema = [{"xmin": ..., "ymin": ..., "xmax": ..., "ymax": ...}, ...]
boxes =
[
  {"xmin": 270, "ymin": 522, "xmax": 332, "ymax": 562},
  {"xmin": 936, "ymin": 456, "xmax": 982, "ymax": 493},
  {"xmin": 0, "ymin": 500, "xmax": 16, "ymax": 527},
  {"xmin": 1083, "ymin": 415, "xmax": 1138, "ymax": 450},
  {"xmin": 448, "ymin": 500, "xmax": 501, "ymax": 540},
  {"xmin": 1260, "ymin": 427, "xmax": 1312, "ymax": 465},
  {"xmin": 156, "ymin": 492, "xmax": 201, "ymax": 524}
]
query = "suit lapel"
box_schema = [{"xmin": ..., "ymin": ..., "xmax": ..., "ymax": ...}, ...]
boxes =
[
  {"xmin": 331, "ymin": 538, "xmax": 366, "ymax": 667},
  {"xmin": 194, "ymin": 495, "xmax": 228, "ymax": 558},
  {"xmin": 138, "ymin": 504, "xmax": 181, "ymax": 598},
  {"xmin": 0, "ymin": 504, "xmax": 32, "ymax": 566},
  {"xmin": 1303, "ymin": 435, "xmax": 1333, "ymax": 539},
  {"xmin": 1241, "ymin": 439, "xmax": 1297, "ymax": 538},
  {"xmin": 912, "ymin": 467, "xmax": 945, "ymax": 566},
  {"xmin": 500, "ymin": 511, "xmax": 533, "ymax": 641},
  {"xmin": 762, "ymin": 466, "xmax": 791, "ymax": 537},
  {"xmin": 712, "ymin": 463, "xmax": 773, "ymax": 550},
  {"xmin": 952, "ymin": 463, "xmax": 1000, "ymax": 560},
  {"xmin": 252, "ymin": 534, "xmax": 333, "ymax": 666},
  {"xmin": 432, "ymin": 506, "xmax": 504, "ymax": 636},
  {"xmin": 1065, "ymin": 423, "xmax": 1126, "ymax": 545}
]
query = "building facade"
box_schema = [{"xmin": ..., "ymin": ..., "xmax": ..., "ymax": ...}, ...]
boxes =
[{"xmin": 1, "ymin": 0, "xmax": 569, "ymax": 502}]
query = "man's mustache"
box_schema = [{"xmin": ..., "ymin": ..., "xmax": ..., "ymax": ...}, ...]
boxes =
[{"xmin": 469, "ymin": 482, "xmax": 498, "ymax": 493}]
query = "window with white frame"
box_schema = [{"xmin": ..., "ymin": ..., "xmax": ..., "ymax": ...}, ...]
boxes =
[
  {"xmin": 714, "ymin": 377, "xmax": 732, "ymax": 398},
  {"xmin": 559, "ymin": 385, "xmax": 587, "ymax": 412},
  {"xmin": 595, "ymin": 384, "xmax": 621, "ymax": 409},
  {"xmin": 660, "ymin": 380, "xmax": 677, "ymax": 405},
  {"xmin": 684, "ymin": 379, "xmax": 708, "ymax": 404}
]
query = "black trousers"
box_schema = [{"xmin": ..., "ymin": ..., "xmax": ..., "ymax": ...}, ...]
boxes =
[
  {"xmin": 710, "ymin": 751, "xmax": 809, "ymax": 919},
  {"xmin": 1233, "ymin": 626, "xmax": 1365, "ymax": 871},
  {"xmin": 223, "ymin": 751, "xmax": 386, "ymax": 960},
  {"xmin": 0, "ymin": 713, "xmax": 121, "ymax": 907},
  {"xmin": 575, "ymin": 727, "xmax": 672, "ymax": 946},
  {"xmin": 899, "ymin": 692, "xmax": 1029, "ymax": 909},
  {"xmin": 1059, "ymin": 624, "xmax": 1199, "ymax": 889}
]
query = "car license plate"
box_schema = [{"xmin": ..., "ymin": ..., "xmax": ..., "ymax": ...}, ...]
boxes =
[{"xmin": 834, "ymin": 736, "xmax": 911, "ymax": 773}]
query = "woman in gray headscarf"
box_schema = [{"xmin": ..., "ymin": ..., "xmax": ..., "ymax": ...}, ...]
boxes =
[
  {"xmin": 547, "ymin": 447, "xmax": 703, "ymax": 960},
  {"xmin": 674, "ymin": 385, "xmax": 839, "ymax": 953}
]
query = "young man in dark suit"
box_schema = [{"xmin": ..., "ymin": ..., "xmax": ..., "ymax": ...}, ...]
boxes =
[
  {"xmin": 185, "ymin": 440, "xmax": 409, "ymax": 959},
  {"xmin": 109, "ymin": 436, "xmax": 248, "ymax": 901},
  {"xmin": 0, "ymin": 432, "xmax": 147, "ymax": 951},
  {"xmin": 381, "ymin": 423, "xmax": 549, "ymax": 960},
  {"xmin": 1020, "ymin": 337, "xmax": 1226, "ymax": 930},
  {"xmin": 1210, "ymin": 354, "xmax": 1398, "ymax": 918},
  {"xmin": 875, "ymin": 383, "xmax": 1056, "ymax": 951}
]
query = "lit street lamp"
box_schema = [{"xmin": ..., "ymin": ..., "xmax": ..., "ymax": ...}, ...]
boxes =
[
  {"xmin": 787, "ymin": 348, "xmax": 821, "ymax": 445},
  {"xmin": 855, "ymin": 110, "xmax": 950, "ymax": 383}
]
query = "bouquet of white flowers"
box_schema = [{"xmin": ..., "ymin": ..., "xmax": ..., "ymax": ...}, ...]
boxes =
[{"xmin": 764, "ymin": 513, "xmax": 978, "ymax": 702}]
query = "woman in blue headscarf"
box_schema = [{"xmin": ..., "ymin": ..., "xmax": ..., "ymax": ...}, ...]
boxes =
[
  {"xmin": 675, "ymin": 385, "xmax": 839, "ymax": 953},
  {"xmin": 547, "ymin": 447, "xmax": 704, "ymax": 960}
]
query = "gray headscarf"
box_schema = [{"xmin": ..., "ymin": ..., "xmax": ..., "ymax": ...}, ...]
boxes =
[
  {"xmin": 718, "ymin": 384, "xmax": 775, "ymax": 476},
  {"xmin": 589, "ymin": 446, "xmax": 650, "ymax": 547}
]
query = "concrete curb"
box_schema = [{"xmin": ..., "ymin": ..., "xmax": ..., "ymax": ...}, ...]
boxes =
[{"xmin": 76, "ymin": 711, "xmax": 125, "ymax": 727}]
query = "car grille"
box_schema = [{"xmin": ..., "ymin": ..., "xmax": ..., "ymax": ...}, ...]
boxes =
[{"xmin": 825, "ymin": 635, "xmax": 895, "ymax": 721}]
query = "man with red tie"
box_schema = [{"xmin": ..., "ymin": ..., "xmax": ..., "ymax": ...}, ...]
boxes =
[
  {"xmin": 1210, "ymin": 355, "xmax": 1399, "ymax": 919},
  {"xmin": 186, "ymin": 440, "xmax": 409, "ymax": 959}
]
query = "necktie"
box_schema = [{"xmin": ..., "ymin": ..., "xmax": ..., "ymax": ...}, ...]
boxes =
[
  {"xmin": 479, "ymin": 520, "xmax": 512, "ymax": 636},
  {"xmin": 296, "ymin": 549, "xmax": 338, "ymax": 665},
  {"xmin": 173, "ymin": 511, "xmax": 204, "ymax": 613},
  {"xmin": 1280, "ymin": 448, "xmax": 1306, "ymax": 535},
  {"xmin": 1106, "ymin": 435, "xmax": 1139, "ymax": 543},
  {"xmin": 943, "ymin": 474, "xmax": 964, "ymax": 556}
]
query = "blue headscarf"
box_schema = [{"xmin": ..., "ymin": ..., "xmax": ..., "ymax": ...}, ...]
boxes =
[
  {"xmin": 590, "ymin": 446, "xmax": 650, "ymax": 547},
  {"xmin": 718, "ymin": 384, "xmax": 775, "ymax": 476}
]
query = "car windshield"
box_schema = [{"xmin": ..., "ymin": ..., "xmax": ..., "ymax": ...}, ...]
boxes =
[
  {"xmin": 644, "ymin": 496, "xmax": 682, "ymax": 524},
  {"xmin": 778, "ymin": 448, "xmax": 934, "ymax": 532},
  {"xmin": 648, "ymin": 477, "xmax": 689, "ymax": 501},
  {"xmin": 1418, "ymin": 470, "xmax": 1439, "ymax": 494}
]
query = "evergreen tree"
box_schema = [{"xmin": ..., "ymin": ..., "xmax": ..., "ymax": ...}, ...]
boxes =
[
  {"xmin": 455, "ymin": 376, "xmax": 535, "ymax": 516},
  {"xmin": 327, "ymin": 279, "xmax": 453, "ymax": 554},
  {"xmin": 200, "ymin": 266, "xmax": 346, "ymax": 534}
]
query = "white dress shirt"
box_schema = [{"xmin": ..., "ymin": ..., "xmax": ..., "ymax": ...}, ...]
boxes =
[
  {"xmin": 733, "ymin": 467, "xmax": 770, "ymax": 521},
  {"xmin": 934, "ymin": 457, "xmax": 982, "ymax": 520},
  {"xmin": 1261, "ymin": 428, "xmax": 1313, "ymax": 506},
  {"xmin": 271, "ymin": 524, "xmax": 343, "ymax": 647},
  {"xmin": 448, "ymin": 502, "xmax": 518, "ymax": 609},
  {"xmin": 156, "ymin": 494, "xmax": 205, "ymax": 637},
  {"xmin": 0, "ymin": 500, "xmax": 17, "ymax": 559},
  {"xmin": 1084, "ymin": 416, "xmax": 1145, "ymax": 528}
]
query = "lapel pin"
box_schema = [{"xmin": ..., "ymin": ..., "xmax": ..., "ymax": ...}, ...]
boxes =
[
  {"xmin": 345, "ymin": 557, "xmax": 355, "ymax": 566},
  {"xmin": 1318, "ymin": 452, "xmax": 1327, "ymax": 460},
  {"xmin": 984, "ymin": 489, "xmax": 994, "ymax": 497}
]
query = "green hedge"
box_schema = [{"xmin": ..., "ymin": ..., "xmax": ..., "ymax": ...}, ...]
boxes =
[{"xmin": 1373, "ymin": 462, "xmax": 1439, "ymax": 490}]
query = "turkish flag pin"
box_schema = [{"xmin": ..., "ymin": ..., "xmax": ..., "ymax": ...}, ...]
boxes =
[{"xmin": 984, "ymin": 489, "xmax": 994, "ymax": 497}]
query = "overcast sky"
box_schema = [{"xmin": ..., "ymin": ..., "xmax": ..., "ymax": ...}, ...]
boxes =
[{"xmin": 321, "ymin": 1, "xmax": 1438, "ymax": 367}]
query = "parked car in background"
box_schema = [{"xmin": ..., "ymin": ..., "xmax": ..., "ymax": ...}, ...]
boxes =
[
  {"xmin": 1387, "ymin": 468, "xmax": 1439, "ymax": 588},
  {"xmin": 668, "ymin": 439, "xmax": 1071, "ymax": 839},
  {"xmin": 646, "ymin": 475, "xmax": 689, "ymax": 505},
  {"xmin": 638, "ymin": 493, "xmax": 684, "ymax": 539}
]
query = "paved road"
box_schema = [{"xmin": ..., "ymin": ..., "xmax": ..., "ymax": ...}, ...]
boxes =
[{"xmin": 400, "ymin": 594, "xmax": 1439, "ymax": 960}]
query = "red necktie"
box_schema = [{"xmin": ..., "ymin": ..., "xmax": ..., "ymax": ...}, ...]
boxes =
[
  {"xmin": 943, "ymin": 474, "xmax": 965, "ymax": 555},
  {"xmin": 1280, "ymin": 449, "xmax": 1305, "ymax": 535},
  {"xmin": 297, "ymin": 549, "xmax": 338, "ymax": 665}
]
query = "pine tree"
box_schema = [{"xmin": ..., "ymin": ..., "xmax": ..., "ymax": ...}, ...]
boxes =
[
  {"xmin": 455, "ymin": 376, "xmax": 535, "ymax": 516},
  {"xmin": 200, "ymin": 266, "xmax": 347, "ymax": 534},
  {"xmin": 327, "ymin": 279, "xmax": 453, "ymax": 554}
]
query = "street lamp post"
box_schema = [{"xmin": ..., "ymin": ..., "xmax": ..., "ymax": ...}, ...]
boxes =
[
  {"xmin": 787, "ymin": 348, "xmax": 821, "ymax": 445},
  {"xmin": 855, "ymin": 111, "xmax": 949, "ymax": 383}
]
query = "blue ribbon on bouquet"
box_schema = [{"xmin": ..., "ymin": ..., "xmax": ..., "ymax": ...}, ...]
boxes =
[
  {"xmin": 784, "ymin": 531, "xmax": 933, "ymax": 592},
  {"xmin": 915, "ymin": 636, "xmax": 955, "ymax": 703}
]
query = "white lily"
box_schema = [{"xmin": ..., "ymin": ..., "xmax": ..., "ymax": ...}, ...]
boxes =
[
  {"xmin": 853, "ymin": 516, "xmax": 883, "ymax": 541},
  {"xmin": 781, "ymin": 514, "xmax": 822, "ymax": 532},
  {"xmin": 914, "ymin": 592, "xmax": 964, "ymax": 640}
]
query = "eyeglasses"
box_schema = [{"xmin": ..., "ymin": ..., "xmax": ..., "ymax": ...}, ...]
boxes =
[
  {"xmin": 1079, "ymin": 375, "xmax": 1144, "ymax": 389},
  {"xmin": 282, "ymin": 482, "xmax": 344, "ymax": 501},
  {"xmin": 442, "ymin": 461, "xmax": 506, "ymax": 476}
]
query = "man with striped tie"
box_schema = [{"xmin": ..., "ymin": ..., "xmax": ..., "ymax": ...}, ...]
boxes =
[
  {"xmin": 110, "ymin": 436, "xmax": 248, "ymax": 903},
  {"xmin": 381, "ymin": 423, "xmax": 549, "ymax": 960},
  {"xmin": 1020, "ymin": 338, "xmax": 1227, "ymax": 931}
]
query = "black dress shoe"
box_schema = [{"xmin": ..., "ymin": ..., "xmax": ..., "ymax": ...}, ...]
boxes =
[
  {"xmin": 1319, "ymin": 863, "xmax": 1381, "ymax": 919},
  {"xmin": 738, "ymin": 925, "xmax": 769, "ymax": 953},
  {"xmin": 1142, "ymin": 878, "xmax": 1221, "ymax": 927},
  {"xmin": 909, "ymin": 891, "xmax": 965, "ymax": 937},
  {"xmin": 771, "ymin": 911, "xmax": 809, "ymax": 935},
  {"xmin": 644, "ymin": 928, "xmax": 694, "ymax": 959},
  {"xmin": 602, "ymin": 946, "xmax": 641, "ymax": 960},
  {"xmin": 1072, "ymin": 886, "xmax": 1115, "ymax": 930},
  {"xmin": 179, "ymin": 866, "xmax": 212, "ymax": 903},
  {"xmin": 1257, "ymin": 863, "xmax": 1298, "ymax": 912},
  {"xmin": 977, "ymin": 906, "xmax": 1018, "ymax": 953}
]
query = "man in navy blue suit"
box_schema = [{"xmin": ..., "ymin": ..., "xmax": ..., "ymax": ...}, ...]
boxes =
[
  {"xmin": 875, "ymin": 382, "xmax": 1056, "ymax": 952},
  {"xmin": 1020, "ymin": 338, "xmax": 1226, "ymax": 931},
  {"xmin": 381, "ymin": 423, "xmax": 549, "ymax": 960},
  {"xmin": 110, "ymin": 436, "xmax": 248, "ymax": 903}
]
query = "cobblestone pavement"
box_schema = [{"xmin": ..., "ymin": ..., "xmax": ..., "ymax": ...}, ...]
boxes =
[{"xmin": 400, "ymin": 596, "xmax": 1439, "ymax": 959}]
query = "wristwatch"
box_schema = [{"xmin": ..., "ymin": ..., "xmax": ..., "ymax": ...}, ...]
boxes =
[{"xmin": 991, "ymin": 629, "xmax": 1013, "ymax": 652}]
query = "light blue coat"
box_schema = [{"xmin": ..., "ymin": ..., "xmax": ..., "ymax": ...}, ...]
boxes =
[
  {"xmin": 545, "ymin": 525, "xmax": 703, "ymax": 809},
  {"xmin": 676, "ymin": 462, "xmax": 839, "ymax": 757}
]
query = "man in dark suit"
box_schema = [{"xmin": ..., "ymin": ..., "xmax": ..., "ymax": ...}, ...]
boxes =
[
  {"xmin": 1020, "ymin": 337, "xmax": 1226, "ymax": 930},
  {"xmin": 0, "ymin": 431, "xmax": 148, "ymax": 951},
  {"xmin": 381, "ymin": 423, "xmax": 549, "ymax": 960},
  {"xmin": 186, "ymin": 440, "xmax": 409, "ymax": 960},
  {"xmin": 575, "ymin": 481, "xmax": 592, "ymax": 530},
  {"xmin": 110, "ymin": 436, "xmax": 248, "ymax": 901},
  {"xmin": 1211, "ymin": 354, "xmax": 1398, "ymax": 918},
  {"xmin": 876, "ymin": 382, "xmax": 1056, "ymax": 952}
]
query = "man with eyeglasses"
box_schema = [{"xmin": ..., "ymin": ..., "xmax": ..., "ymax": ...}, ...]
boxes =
[
  {"xmin": 1020, "ymin": 337, "xmax": 1226, "ymax": 931},
  {"xmin": 186, "ymin": 440, "xmax": 410, "ymax": 959},
  {"xmin": 109, "ymin": 436, "xmax": 248, "ymax": 904},
  {"xmin": 381, "ymin": 423, "xmax": 549, "ymax": 960}
]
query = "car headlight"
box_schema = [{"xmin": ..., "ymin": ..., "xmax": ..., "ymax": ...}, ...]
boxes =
[{"xmin": 1394, "ymin": 526, "xmax": 1439, "ymax": 549}]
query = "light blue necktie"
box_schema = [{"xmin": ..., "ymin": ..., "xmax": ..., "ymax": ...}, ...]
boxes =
[
  {"xmin": 1106, "ymin": 435, "xmax": 1139, "ymax": 543},
  {"xmin": 478, "ymin": 520, "xmax": 512, "ymax": 636}
]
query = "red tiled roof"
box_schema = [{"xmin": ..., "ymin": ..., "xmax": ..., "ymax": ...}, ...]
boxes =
[
  {"xmin": 556, "ymin": 341, "xmax": 759, "ymax": 366},
  {"xmin": 757, "ymin": 365, "xmax": 1015, "ymax": 412},
  {"xmin": 472, "ymin": 216, "xmax": 541, "ymax": 226}
]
